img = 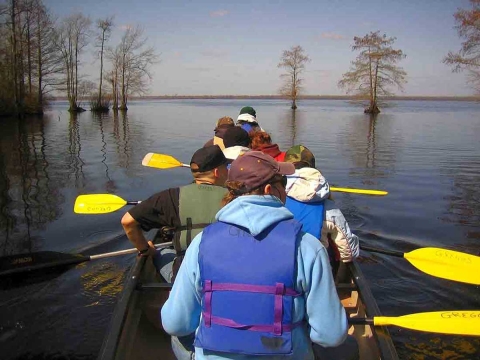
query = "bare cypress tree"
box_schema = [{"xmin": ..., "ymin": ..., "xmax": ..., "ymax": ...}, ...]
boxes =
[
  {"xmin": 34, "ymin": 1, "xmax": 63, "ymax": 109},
  {"xmin": 0, "ymin": 0, "xmax": 62, "ymax": 115},
  {"xmin": 338, "ymin": 31, "xmax": 406, "ymax": 114},
  {"xmin": 116, "ymin": 25, "xmax": 157, "ymax": 111},
  {"xmin": 105, "ymin": 45, "xmax": 120, "ymax": 110},
  {"xmin": 444, "ymin": 0, "xmax": 480, "ymax": 93},
  {"xmin": 55, "ymin": 12, "xmax": 91, "ymax": 112},
  {"xmin": 93, "ymin": 16, "xmax": 113, "ymax": 111},
  {"xmin": 277, "ymin": 45, "xmax": 310, "ymax": 109}
]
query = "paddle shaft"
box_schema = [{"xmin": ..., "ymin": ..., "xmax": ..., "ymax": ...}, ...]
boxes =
[
  {"xmin": 0, "ymin": 242, "xmax": 173, "ymax": 277},
  {"xmin": 361, "ymin": 246, "xmax": 403, "ymax": 258},
  {"xmin": 90, "ymin": 242, "xmax": 172, "ymax": 260},
  {"xmin": 349, "ymin": 318, "xmax": 374, "ymax": 325}
]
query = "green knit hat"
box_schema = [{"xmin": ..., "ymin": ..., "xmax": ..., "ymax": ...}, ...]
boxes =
[
  {"xmin": 238, "ymin": 106, "xmax": 256, "ymax": 118},
  {"xmin": 285, "ymin": 145, "xmax": 316, "ymax": 168}
]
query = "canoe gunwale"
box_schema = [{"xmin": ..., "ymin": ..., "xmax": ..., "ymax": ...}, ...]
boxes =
[
  {"xmin": 97, "ymin": 255, "xmax": 147, "ymax": 360},
  {"xmin": 347, "ymin": 261, "xmax": 399, "ymax": 360}
]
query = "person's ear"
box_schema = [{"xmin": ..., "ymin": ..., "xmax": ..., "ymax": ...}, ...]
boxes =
[
  {"xmin": 264, "ymin": 183, "xmax": 273, "ymax": 195},
  {"xmin": 213, "ymin": 168, "xmax": 219, "ymax": 178}
]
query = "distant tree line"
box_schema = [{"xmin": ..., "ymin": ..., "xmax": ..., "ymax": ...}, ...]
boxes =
[{"xmin": 0, "ymin": 0, "xmax": 158, "ymax": 117}]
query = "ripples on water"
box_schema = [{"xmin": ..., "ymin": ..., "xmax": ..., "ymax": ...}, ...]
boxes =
[{"xmin": 0, "ymin": 99, "xmax": 479, "ymax": 359}]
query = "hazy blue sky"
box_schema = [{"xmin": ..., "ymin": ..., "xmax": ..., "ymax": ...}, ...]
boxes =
[{"xmin": 45, "ymin": 0, "xmax": 474, "ymax": 96}]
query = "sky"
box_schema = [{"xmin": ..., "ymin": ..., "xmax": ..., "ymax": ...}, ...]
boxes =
[{"xmin": 45, "ymin": 0, "xmax": 475, "ymax": 96}]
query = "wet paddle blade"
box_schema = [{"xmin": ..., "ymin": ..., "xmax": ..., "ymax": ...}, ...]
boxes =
[
  {"xmin": 330, "ymin": 187, "xmax": 388, "ymax": 196},
  {"xmin": 142, "ymin": 153, "xmax": 188, "ymax": 169},
  {"xmin": 404, "ymin": 248, "xmax": 480, "ymax": 285},
  {"xmin": 74, "ymin": 194, "xmax": 127, "ymax": 214},
  {"xmin": 374, "ymin": 311, "xmax": 480, "ymax": 336},
  {"xmin": 0, "ymin": 242, "xmax": 173, "ymax": 277},
  {"xmin": 0, "ymin": 251, "xmax": 90, "ymax": 277}
]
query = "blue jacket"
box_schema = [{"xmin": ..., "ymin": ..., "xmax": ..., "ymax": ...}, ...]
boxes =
[
  {"xmin": 286, "ymin": 168, "xmax": 359, "ymax": 262},
  {"xmin": 161, "ymin": 195, "xmax": 347, "ymax": 359}
]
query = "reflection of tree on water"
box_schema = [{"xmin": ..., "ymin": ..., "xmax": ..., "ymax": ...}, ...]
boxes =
[
  {"xmin": 0, "ymin": 152, "xmax": 16, "ymax": 254},
  {"xmin": 68, "ymin": 112, "xmax": 86, "ymax": 188},
  {"xmin": 0, "ymin": 117, "xmax": 63, "ymax": 256},
  {"xmin": 365, "ymin": 115, "xmax": 377, "ymax": 170},
  {"xmin": 343, "ymin": 114, "xmax": 400, "ymax": 183},
  {"xmin": 92, "ymin": 113, "xmax": 117, "ymax": 193},
  {"xmin": 439, "ymin": 159, "xmax": 480, "ymax": 252},
  {"xmin": 276, "ymin": 109, "xmax": 306, "ymax": 150},
  {"xmin": 112, "ymin": 110, "xmax": 132, "ymax": 171}
]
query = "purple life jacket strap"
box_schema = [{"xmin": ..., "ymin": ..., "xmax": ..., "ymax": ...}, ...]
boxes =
[
  {"xmin": 205, "ymin": 315, "xmax": 304, "ymax": 334},
  {"xmin": 203, "ymin": 280, "xmax": 302, "ymax": 336}
]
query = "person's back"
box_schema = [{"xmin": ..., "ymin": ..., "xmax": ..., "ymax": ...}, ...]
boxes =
[
  {"xmin": 284, "ymin": 146, "xmax": 359, "ymax": 266},
  {"xmin": 121, "ymin": 145, "xmax": 229, "ymax": 280},
  {"xmin": 161, "ymin": 151, "xmax": 347, "ymax": 359}
]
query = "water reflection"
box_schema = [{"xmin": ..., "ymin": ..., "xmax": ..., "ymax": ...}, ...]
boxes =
[
  {"xmin": 344, "ymin": 114, "xmax": 400, "ymax": 182},
  {"xmin": 68, "ymin": 113, "xmax": 86, "ymax": 188},
  {"xmin": 274, "ymin": 108, "xmax": 307, "ymax": 150},
  {"xmin": 92, "ymin": 113, "xmax": 117, "ymax": 193},
  {"xmin": 0, "ymin": 117, "xmax": 63, "ymax": 256}
]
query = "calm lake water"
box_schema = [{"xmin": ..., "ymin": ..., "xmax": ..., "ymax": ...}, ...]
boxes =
[{"xmin": 1, "ymin": 99, "xmax": 479, "ymax": 359}]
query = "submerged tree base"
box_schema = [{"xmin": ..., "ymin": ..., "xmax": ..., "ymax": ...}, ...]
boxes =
[
  {"xmin": 91, "ymin": 106, "xmax": 110, "ymax": 113},
  {"xmin": 364, "ymin": 105, "xmax": 380, "ymax": 114},
  {"xmin": 68, "ymin": 106, "xmax": 86, "ymax": 113},
  {"xmin": 90, "ymin": 98, "xmax": 111, "ymax": 113}
]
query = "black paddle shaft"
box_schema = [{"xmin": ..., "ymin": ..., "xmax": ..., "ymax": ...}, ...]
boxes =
[
  {"xmin": 361, "ymin": 246, "xmax": 403, "ymax": 258},
  {"xmin": 0, "ymin": 251, "xmax": 90, "ymax": 277}
]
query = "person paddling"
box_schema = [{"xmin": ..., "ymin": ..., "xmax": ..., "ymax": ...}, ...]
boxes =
[
  {"xmin": 161, "ymin": 151, "xmax": 347, "ymax": 359},
  {"xmin": 283, "ymin": 145, "xmax": 359, "ymax": 274},
  {"xmin": 121, "ymin": 145, "xmax": 229, "ymax": 282}
]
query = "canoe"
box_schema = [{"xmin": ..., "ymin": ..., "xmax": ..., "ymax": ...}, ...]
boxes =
[{"xmin": 98, "ymin": 236, "xmax": 399, "ymax": 360}]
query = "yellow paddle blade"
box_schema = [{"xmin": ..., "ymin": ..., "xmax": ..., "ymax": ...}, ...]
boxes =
[
  {"xmin": 74, "ymin": 194, "xmax": 127, "ymax": 214},
  {"xmin": 142, "ymin": 153, "xmax": 189, "ymax": 169},
  {"xmin": 374, "ymin": 311, "xmax": 480, "ymax": 336},
  {"xmin": 330, "ymin": 187, "xmax": 388, "ymax": 196},
  {"xmin": 404, "ymin": 248, "xmax": 480, "ymax": 285}
]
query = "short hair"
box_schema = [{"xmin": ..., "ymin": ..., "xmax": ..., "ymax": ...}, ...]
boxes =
[
  {"xmin": 216, "ymin": 116, "xmax": 234, "ymax": 128},
  {"xmin": 250, "ymin": 131, "xmax": 272, "ymax": 150}
]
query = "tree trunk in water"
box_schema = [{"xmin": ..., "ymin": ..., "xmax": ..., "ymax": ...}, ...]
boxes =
[
  {"xmin": 291, "ymin": 98, "xmax": 297, "ymax": 110},
  {"xmin": 98, "ymin": 32, "xmax": 105, "ymax": 103},
  {"xmin": 37, "ymin": 11, "xmax": 43, "ymax": 110},
  {"xmin": 120, "ymin": 57, "xmax": 127, "ymax": 110},
  {"xmin": 11, "ymin": 0, "xmax": 19, "ymax": 115},
  {"xmin": 364, "ymin": 101, "xmax": 380, "ymax": 114}
]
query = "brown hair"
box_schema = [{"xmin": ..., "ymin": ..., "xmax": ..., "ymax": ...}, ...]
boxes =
[
  {"xmin": 222, "ymin": 175, "xmax": 284, "ymax": 206},
  {"xmin": 250, "ymin": 131, "xmax": 272, "ymax": 150},
  {"xmin": 216, "ymin": 116, "xmax": 234, "ymax": 128}
]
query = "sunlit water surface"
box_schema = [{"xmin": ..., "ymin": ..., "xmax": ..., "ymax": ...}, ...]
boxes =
[{"xmin": 1, "ymin": 99, "xmax": 479, "ymax": 359}]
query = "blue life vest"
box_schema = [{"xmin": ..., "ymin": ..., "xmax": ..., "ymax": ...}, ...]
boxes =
[
  {"xmin": 194, "ymin": 219, "xmax": 303, "ymax": 355},
  {"xmin": 285, "ymin": 197, "xmax": 325, "ymax": 239}
]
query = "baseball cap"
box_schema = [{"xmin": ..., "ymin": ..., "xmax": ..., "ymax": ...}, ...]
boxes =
[
  {"xmin": 228, "ymin": 151, "xmax": 295, "ymax": 192},
  {"xmin": 222, "ymin": 126, "xmax": 251, "ymax": 148},
  {"xmin": 190, "ymin": 145, "xmax": 228, "ymax": 172},
  {"xmin": 284, "ymin": 145, "xmax": 316, "ymax": 168}
]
